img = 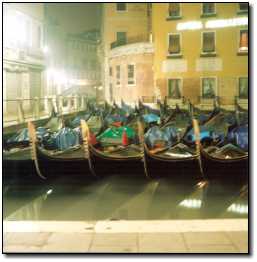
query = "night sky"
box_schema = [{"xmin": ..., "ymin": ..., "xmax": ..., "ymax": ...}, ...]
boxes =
[{"xmin": 46, "ymin": 3, "xmax": 101, "ymax": 33}]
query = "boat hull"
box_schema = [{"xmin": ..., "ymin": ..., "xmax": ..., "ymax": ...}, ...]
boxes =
[
  {"xmin": 200, "ymin": 148, "xmax": 248, "ymax": 182},
  {"xmin": 3, "ymin": 149, "xmax": 44, "ymax": 187},
  {"xmin": 35, "ymin": 146, "xmax": 94, "ymax": 182},
  {"xmin": 144, "ymin": 148, "xmax": 202, "ymax": 180},
  {"xmin": 89, "ymin": 146, "xmax": 145, "ymax": 178}
]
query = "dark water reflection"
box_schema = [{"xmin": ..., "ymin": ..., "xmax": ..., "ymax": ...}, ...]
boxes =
[{"xmin": 3, "ymin": 176, "xmax": 248, "ymax": 221}]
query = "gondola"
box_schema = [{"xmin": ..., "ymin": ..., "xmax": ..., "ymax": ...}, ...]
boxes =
[
  {"xmin": 2, "ymin": 110, "xmax": 62, "ymax": 186},
  {"xmin": 84, "ymin": 119, "xmax": 145, "ymax": 178},
  {"xmin": 200, "ymin": 147, "xmax": 248, "ymax": 181},
  {"xmin": 140, "ymin": 106, "xmax": 203, "ymax": 180},
  {"xmin": 195, "ymin": 114, "xmax": 248, "ymax": 181},
  {"xmin": 28, "ymin": 118, "xmax": 99, "ymax": 181},
  {"xmin": 3, "ymin": 107, "xmax": 97, "ymax": 186}
]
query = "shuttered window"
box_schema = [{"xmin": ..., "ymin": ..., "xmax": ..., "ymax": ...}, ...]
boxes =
[
  {"xmin": 239, "ymin": 77, "xmax": 248, "ymax": 99},
  {"xmin": 116, "ymin": 3, "xmax": 127, "ymax": 11},
  {"xmin": 168, "ymin": 34, "xmax": 181, "ymax": 54},
  {"xmin": 238, "ymin": 3, "xmax": 248, "ymax": 12},
  {"xmin": 239, "ymin": 30, "xmax": 248, "ymax": 52},
  {"xmin": 128, "ymin": 64, "xmax": 135, "ymax": 85},
  {"xmin": 202, "ymin": 78, "xmax": 216, "ymax": 99},
  {"xmin": 202, "ymin": 32, "xmax": 215, "ymax": 53},
  {"xmin": 116, "ymin": 32, "xmax": 127, "ymax": 45},
  {"xmin": 168, "ymin": 3, "xmax": 180, "ymax": 17},
  {"xmin": 168, "ymin": 79, "xmax": 182, "ymax": 99},
  {"xmin": 202, "ymin": 3, "xmax": 215, "ymax": 15}
]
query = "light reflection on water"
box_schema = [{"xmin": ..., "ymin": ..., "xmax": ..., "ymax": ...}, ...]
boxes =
[{"xmin": 3, "ymin": 176, "xmax": 248, "ymax": 221}]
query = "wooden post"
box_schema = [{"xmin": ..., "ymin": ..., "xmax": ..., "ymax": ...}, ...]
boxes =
[
  {"xmin": 27, "ymin": 121, "xmax": 46, "ymax": 179},
  {"xmin": 80, "ymin": 119, "xmax": 97, "ymax": 177},
  {"xmin": 17, "ymin": 98, "xmax": 25, "ymax": 123},
  {"xmin": 137, "ymin": 120, "xmax": 149, "ymax": 179}
]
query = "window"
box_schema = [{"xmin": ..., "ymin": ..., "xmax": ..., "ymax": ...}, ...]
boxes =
[
  {"xmin": 116, "ymin": 32, "xmax": 127, "ymax": 45},
  {"xmin": 109, "ymin": 67, "xmax": 112, "ymax": 77},
  {"xmin": 201, "ymin": 78, "xmax": 216, "ymax": 99},
  {"xmin": 239, "ymin": 29, "xmax": 248, "ymax": 52},
  {"xmin": 202, "ymin": 3, "xmax": 216, "ymax": 15},
  {"xmin": 116, "ymin": 65, "xmax": 121, "ymax": 85},
  {"xmin": 116, "ymin": 3, "xmax": 127, "ymax": 11},
  {"xmin": 168, "ymin": 79, "xmax": 182, "ymax": 99},
  {"xmin": 239, "ymin": 77, "xmax": 248, "ymax": 99},
  {"xmin": 127, "ymin": 64, "xmax": 135, "ymax": 85},
  {"xmin": 36, "ymin": 25, "xmax": 41, "ymax": 48},
  {"xmin": 168, "ymin": 3, "xmax": 181, "ymax": 18},
  {"xmin": 168, "ymin": 34, "xmax": 181, "ymax": 55},
  {"xmin": 238, "ymin": 3, "xmax": 248, "ymax": 13},
  {"xmin": 202, "ymin": 32, "xmax": 215, "ymax": 53}
]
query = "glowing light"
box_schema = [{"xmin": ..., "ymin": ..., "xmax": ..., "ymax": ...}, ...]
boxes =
[
  {"xmin": 205, "ymin": 17, "xmax": 248, "ymax": 29},
  {"xmin": 177, "ymin": 21, "xmax": 203, "ymax": 31},
  {"xmin": 47, "ymin": 68, "xmax": 68, "ymax": 86},
  {"xmin": 43, "ymin": 46, "xmax": 49, "ymax": 54},
  {"xmin": 227, "ymin": 204, "xmax": 248, "ymax": 214},
  {"xmin": 176, "ymin": 17, "xmax": 248, "ymax": 31},
  {"xmin": 69, "ymin": 79, "xmax": 87, "ymax": 86},
  {"xmin": 179, "ymin": 199, "xmax": 202, "ymax": 209},
  {"xmin": 4, "ymin": 11, "xmax": 27, "ymax": 46},
  {"xmin": 46, "ymin": 189, "xmax": 53, "ymax": 195}
]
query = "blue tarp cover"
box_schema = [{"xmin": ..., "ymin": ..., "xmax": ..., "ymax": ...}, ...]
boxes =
[
  {"xmin": 142, "ymin": 113, "xmax": 160, "ymax": 124},
  {"xmin": 227, "ymin": 125, "xmax": 248, "ymax": 152},
  {"xmin": 145, "ymin": 126, "xmax": 179, "ymax": 149},
  {"xmin": 7, "ymin": 127, "xmax": 48, "ymax": 143}
]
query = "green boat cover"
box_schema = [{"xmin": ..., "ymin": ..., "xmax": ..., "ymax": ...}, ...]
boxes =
[{"xmin": 97, "ymin": 126, "xmax": 136, "ymax": 145}]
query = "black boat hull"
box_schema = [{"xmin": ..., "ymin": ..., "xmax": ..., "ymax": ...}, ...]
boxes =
[
  {"xmin": 35, "ymin": 146, "xmax": 94, "ymax": 182},
  {"xmin": 200, "ymin": 148, "xmax": 248, "ymax": 181},
  {"xmin": 144, "ymin": 147, "xmax": 202, "ymax": 180},
  {"xmin": 89, "ymin": 146, "xmax": 145, "ymax": 178}
]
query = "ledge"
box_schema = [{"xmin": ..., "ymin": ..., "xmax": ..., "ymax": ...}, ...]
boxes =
[
  {"xmin": 200, "ymin": 13, "xmax": 217, "ymax": 18},
  {"xmin": 167, "ymin": 54, "xmax": 183, "ymax": 59},
  {"xmin": 166, "ymin": 16, "xmax": 182, "ymax": 21},
  {"xmin": 237, "ymin": 51, "xmax": 248, "ymax": 56},
  {"xmin": 237, "ymin": 10, "xmax": 248, "ymax": 15},
  {"xmin": 109, "ymin": 42, "xmax": 154, "ymax": 58},
  {"xmin": 200, "ymin": 53, "xmax": 217, "ymax": 58}
]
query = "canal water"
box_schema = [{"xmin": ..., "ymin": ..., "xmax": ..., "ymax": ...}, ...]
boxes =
[{"xmin": 3, "ymin": 175, "xmax": 248, "ymax": 221}]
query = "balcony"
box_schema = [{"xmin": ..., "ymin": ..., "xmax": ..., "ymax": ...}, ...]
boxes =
[{"xmin": 110, "ymin": 35, "xmax": 150, "ymax": 50}]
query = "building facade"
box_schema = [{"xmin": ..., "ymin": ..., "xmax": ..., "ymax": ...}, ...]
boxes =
[
  {"xmin": 3, "ymin": 3, "xmax": 45, "ymax": 115},
  {"xmin": 101, "ymin": 3, "xmax": 155, "ymax": 103},
  {"xmin": 45, "ymin": 4, "xmax": 101, "ymax": 99},
  {"xmin": 152, "ymin": 3, "xmax": 248, "ymax": 108},
  {"xmin": 65, "ymin": 32, "xmax": 101, "ymax": 97}
]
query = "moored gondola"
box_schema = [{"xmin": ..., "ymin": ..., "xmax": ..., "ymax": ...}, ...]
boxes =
[
  {"xmin": 139, "ymin": 105, "xmax": 203, "ymax": 180},
  {"xmin": 28, "ymin": 121, "xmax": 96, "ymax": 182},
  {"xmin": 193, "ymin": 115, "xmax": 249, "ymax": 181},
  {"xmin": 200, "ymin": 146, "xmax": 248, "ymax": 181},
  {"xmin": 82, "ymin": 120, "xmax": 145, "ymax": 178}
]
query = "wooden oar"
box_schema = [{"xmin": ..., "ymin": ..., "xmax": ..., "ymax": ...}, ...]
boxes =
[
  {"xmin": 137, "ymin": 120, "xmax": 149, "ymax": 179},
  {"xmin": 27, "ymin": 121, "xmax": 46, "ymax": 179},
  {"xmin": 80, "ymin": 119, "xmax": 97, "ymax": 177}
]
